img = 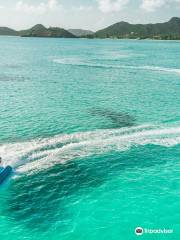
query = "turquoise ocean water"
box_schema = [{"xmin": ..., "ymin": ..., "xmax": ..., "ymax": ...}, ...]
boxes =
[{"xmin": 0, "ymin": 37, "xmax": 179, "ymax": 239}]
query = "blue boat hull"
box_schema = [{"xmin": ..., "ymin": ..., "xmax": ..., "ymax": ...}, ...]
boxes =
[{"xmin": 0, "ymin": 166, "xmax": 12, "ymax": 184}]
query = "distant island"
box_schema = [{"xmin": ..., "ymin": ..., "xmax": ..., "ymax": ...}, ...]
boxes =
[
  {"xmin": 92, "ymin": 17, "xmax": 180, "ymax": 40},
  {"xmin": 19, "ymin": 24, "xmax": 76, "ymax": 38},
  {"xmin": 0, "ymin": 17, "xmax": 180, "ymax": 40},
  {"xmin": 68, "ymin": 29, "xmax": 94, "ymax": 37},
  {"xmin": 0, "ymin": 27, "xmax": 18, "ymax": 36}
]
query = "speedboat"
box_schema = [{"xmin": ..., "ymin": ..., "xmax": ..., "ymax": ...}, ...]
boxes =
[{"xmin": 0, "ymin": 166, "xmax": 13, "ymax": 185}]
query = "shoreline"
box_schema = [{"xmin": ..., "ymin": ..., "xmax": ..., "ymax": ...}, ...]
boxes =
[{"xmin": 0, "ymin": 35, "xmax": 180, "ymax": 41}]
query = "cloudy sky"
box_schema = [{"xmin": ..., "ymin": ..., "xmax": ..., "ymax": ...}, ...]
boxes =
[{"xmin": 0, "ymin": 0, "xmax": 180, "ymax": 30}]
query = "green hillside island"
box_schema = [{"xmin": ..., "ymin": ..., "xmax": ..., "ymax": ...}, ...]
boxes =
[
  {"xmin": 19, "ymin": 24, "xmax": 76, "ymax": 38},
  {"xmin": 0, "ymin": 27, "xmax": 18, "ymax": 36},
  {"xmin": 0, "ymin": 17, "xmax": 180, "ymax": 39},
  {"xmin": 91, "ymin": 17, "xmax": 180, "ymax": 40},
  {"xmin": 68, "ymin": 29, "xmax": 94, "ymax": 37}
]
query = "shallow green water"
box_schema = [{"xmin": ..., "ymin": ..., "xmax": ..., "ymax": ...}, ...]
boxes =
[{"xmin": 0, "ymin": 37, "xmax": 179, "ymax": 239}]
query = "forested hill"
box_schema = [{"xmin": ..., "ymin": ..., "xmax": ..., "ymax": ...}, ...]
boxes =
[{"xmin": 92, "ymin": 17, "xmax": 180, "ymax": 40}]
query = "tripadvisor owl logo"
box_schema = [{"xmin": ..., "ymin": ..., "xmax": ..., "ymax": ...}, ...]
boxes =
[{"xmin": 135, "ymin": 227, "xmax": 143, "ymax": 235}]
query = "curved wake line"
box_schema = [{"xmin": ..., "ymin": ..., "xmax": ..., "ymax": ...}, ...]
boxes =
[
  {"xmin": 0, "ymin": 124, "xmax": 180, "ymax": 175},
  {"xmin": 139, "ymin": 66, "xmax": 180, "ymax": 74},
  {"xmin": 53, "ymin": 59, "xmax": 180, "ymax": 75}
]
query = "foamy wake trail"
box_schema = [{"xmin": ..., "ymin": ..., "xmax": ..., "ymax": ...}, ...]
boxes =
[
  {"xmin": 53, "ymin": 59, "xmax": 180, "ymax": 75},
  {"xmin": 138, "ymin": 66, "xmax": 180, "ymax": 74},
  {"xmin": 0, "ymin": 124, "xmax": 180, "ymax": 175}
]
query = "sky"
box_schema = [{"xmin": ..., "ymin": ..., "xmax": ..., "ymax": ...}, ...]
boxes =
[{"xmin": 0, "ymin": 0, "xmax": 180, "ymax": 31}]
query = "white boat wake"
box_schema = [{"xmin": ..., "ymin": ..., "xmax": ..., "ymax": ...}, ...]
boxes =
[
  {"xmin": 0, "ymin": 124, "xmax": 180, "ymax": 175},
  {"xmin": 53, "ymin": 59, "xmax": 180, "ymax": 75}
]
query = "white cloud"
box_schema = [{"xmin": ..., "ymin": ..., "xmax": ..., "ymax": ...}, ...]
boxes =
[
  {"xmin": 71, "ymin": 5, "xmax": 93, "ymax": 11},
  {"xmin": 15, "ymin": 0, "xmax": 62, "ymax": 14},
  {"xmin": 141, "ymin": 0, "xmax": 180, "ymax": 12},
  {"xmin": 141, "ymin": 0, "xmax": 165, "ymax": 11},
  {"xmin": 97, "ymin": 0, "xmax": 129, "ymax": 13}
]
